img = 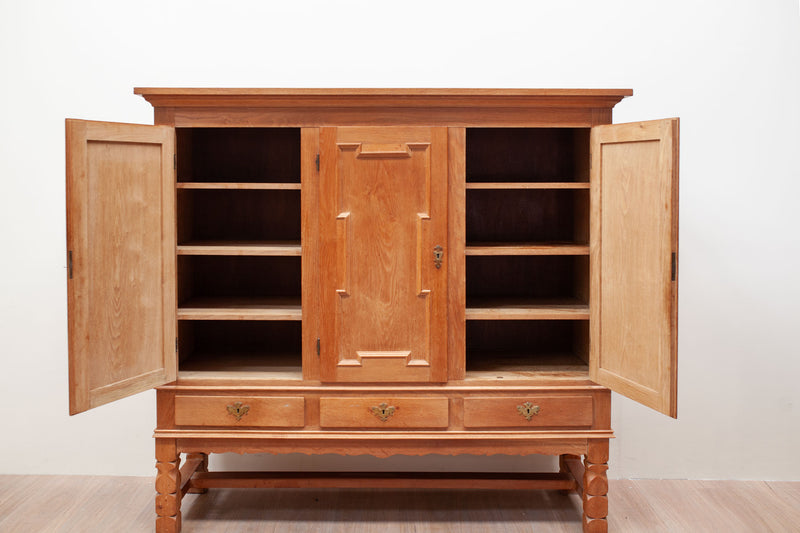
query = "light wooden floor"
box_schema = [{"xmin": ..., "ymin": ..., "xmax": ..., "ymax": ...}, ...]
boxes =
[{"xmin": 0, "ymin": 476, "xmax": 798, "ymax": 532}]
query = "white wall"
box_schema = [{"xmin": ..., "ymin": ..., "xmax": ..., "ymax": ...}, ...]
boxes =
[{"xmin": 1, "ymin": 0, "xmax": 798, "ymax": 480}]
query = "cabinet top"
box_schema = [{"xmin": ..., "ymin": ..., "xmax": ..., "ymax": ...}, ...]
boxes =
[{"xmin": 134, "ymin": 87, "xmax": 632, "ymax": 107}]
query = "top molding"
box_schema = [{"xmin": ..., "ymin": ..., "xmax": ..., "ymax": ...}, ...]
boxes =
[{"xmin": 134, "ymin": 88, "xmax": 633, "ymax": 109}]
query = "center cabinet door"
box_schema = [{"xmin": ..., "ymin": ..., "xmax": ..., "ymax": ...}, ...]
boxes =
[{"xmin": 319, "ymin": 127, "xmax": 449, "ymax": 382}]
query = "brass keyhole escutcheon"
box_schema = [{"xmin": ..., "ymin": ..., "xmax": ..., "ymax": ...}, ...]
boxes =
[
  {"xmin": 370, "ymin": 402, "xmax": 396, "ymax": 422},
  {"xmin": 516, "ymin": 402, "xmax": 540, "ymax": 421},
  {"xmin": 434, "ymin": 245, "xmax": 444, "ymax": 269},
  {"xmin": 227, "ymin": 401, "xmax": 250, "ymax": 421}
]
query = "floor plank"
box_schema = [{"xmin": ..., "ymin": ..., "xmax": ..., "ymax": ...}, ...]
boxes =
[{"xmin": 0, "ymin": 476, "xmax": 798, "ymax": 532}]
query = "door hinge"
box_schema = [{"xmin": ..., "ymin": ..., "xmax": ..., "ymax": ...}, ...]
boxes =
[
  {"xmin": 67, "ymin": 250, "xmax": 73, "ymax": 279},
  {"xmin": 175, "ymin": 337, "xmax": 179, "ymax": 353},
  {"xmin": 316, "ymin": 338, "xmax": 320, "ymax": 356},
  {"xmin": 174, "ymin": 153, "xmax": 177, "ymax": 170},
  {"xmin": 315, "ymin": 153, "xmax": 320, "ymax": 172},
  {"xmin": 671, "ymin": 252, "xmax": 677, "ymax": 281}
]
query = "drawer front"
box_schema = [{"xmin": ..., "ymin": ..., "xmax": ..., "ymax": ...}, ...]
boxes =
[
  {"xmin": 463, "ymin": 396, "xmax": 593, "ymax": 428},
  {"xmin": 319, "ymin": 397, "xmax": 449, "ymax": 429},
  {"xmin": 174, "ymin": 395, "xmax": 305, "ymax": 427}
]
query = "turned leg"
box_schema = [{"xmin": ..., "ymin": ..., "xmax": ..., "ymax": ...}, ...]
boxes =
[
  {"xmin": 155, "ymin": 439, "xmax": 181, "ymax": 533},
  {"xmin": 582, "ymin": 439, "xmax": 609, "ymax": 533},
  {"xmin": 186, "ymin": 453, "xmax": 209, "ymax": 494}
]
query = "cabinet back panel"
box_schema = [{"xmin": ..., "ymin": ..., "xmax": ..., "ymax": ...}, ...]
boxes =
[
  {"xmin": 466, "ymin": 189, "xmax": 588, "ymax": 243},
  {"xmin": 177, "ymin": 189, "xmax": 301, "ymax": 242},
  {"xmin": 176, "ymin": 128, "xmax": 301, "ymax": 183},
  {"xmin": 466, "ymin": 128, "xmax": 589, "ymax": 182},
  {"xmin": 178, "ymin": 256, "xmax": 301, "ymax": 301},
  {"xmin": 466, "ymin": 256, "xmax": 586, "ymax": 300}
]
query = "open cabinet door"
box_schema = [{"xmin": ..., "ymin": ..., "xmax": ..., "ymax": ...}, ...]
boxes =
[
  {"xmin": 590, "ymin": 118, "xmax": 679, "ymax": 417},
  {"xmin": 66, "ymin": 119, "xmax": 176, "ymax": 415}
]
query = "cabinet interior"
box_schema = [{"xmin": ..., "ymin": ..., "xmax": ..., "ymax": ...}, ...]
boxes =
[
  {"xmin": 174, "ymin": 126, "xmax": 591, "ymax": 379},
  {"xmin": 463, "ymin": 128, "xmax": 590, "ymax": 378}
]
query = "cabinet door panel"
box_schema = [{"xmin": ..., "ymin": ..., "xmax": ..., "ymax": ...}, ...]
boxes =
[
  {"xmin": 319, "ymin": 127, "xmax": 448, "ymax": 382},
  {"xmin": 590, "ymin": 118, "xmax": 679, "ymax": 417},
  {"xmin": 66, "ymin": 119, "xmax": 176, "ymax": 414}
]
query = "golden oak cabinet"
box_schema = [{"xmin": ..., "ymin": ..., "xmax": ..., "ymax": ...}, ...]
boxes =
[{"xmin": 65, "ymin": 89, "xmax": 679, "ymax": 533}]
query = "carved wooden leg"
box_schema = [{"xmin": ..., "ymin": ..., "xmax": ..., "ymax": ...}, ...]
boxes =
[
  {"xmin": 155, "ymin": 439, "xmax": 181, "ymax": 533},
  {"xmin": 186, "ymin": 453, "xmax": 209, "ymax": 494},
  {"xmin": 582, "ymin": 439, "xmax": 609, "ymax": 533}
]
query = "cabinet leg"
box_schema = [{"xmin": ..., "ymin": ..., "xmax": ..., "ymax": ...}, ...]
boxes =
[
  {"xmin": 186, "ymin": 453, "xmax": 209, "ymax": 494},
  {"xmin": 155, "ymin": 439, "xmax": 182, "ymax": 533},
  {"xmin": 582, "ymin": 439, "xmax": 609, "ymax": 533}
]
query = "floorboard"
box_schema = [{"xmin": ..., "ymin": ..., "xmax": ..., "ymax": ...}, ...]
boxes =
[{"xmin": 0, "ymin": 475, "xmax": 798, "ymax": 532}]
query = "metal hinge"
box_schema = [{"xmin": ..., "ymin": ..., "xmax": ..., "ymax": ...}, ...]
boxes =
[
  {"xmin": 175, "ymin": 337, "xmax": 178, "ymax": 353},
  {"xmin": 315, "ymin": 153, "xmax": 320, "ymax": 172},
  {"xmin": 316, "ymin": 338, "xmax": 320, "ymax": 356},
  {"xmin": 67, "ymin": 250, "xmax": 73, "ymax": 279},
  {"xmin": 671, "ymin": 252, "xmax": 677, "ymax": 281},
  {"xmin": 174, "ymin": 153, "xmax": 177, "ymax": 170}
]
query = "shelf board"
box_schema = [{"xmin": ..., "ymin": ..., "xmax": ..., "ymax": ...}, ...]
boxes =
[
  {"xmin": 178, "ymin": 297, "xmax": 302, "ymax": 321},
  {"xmin": 177, "ymin": 241, "xmax": 302, "ymax": 256},
  {"xmin": 465, "ymin": 242, "xmax": 589, "ymax": 256},
  {"xmin": 466, "ymin": 352, "xmax": 589, "ymax": 380},
  {"xmin": 465, "ymin": 298, "xmax": 589, "ymax": 320},
  {"xmin": 177, "ymin": 182, "xmax": 301, "ymax": 190},
  {"xmin": 466, "ymin": 182, "xmax": 590, "ymax": 190},
  {"xmin": 179, "ymin": 352, "xmax": 303, "ymax": 380}
]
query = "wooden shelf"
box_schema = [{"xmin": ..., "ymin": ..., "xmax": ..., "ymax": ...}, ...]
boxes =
[
  {"xmin": 465, "ymin": 243, "xmax": 589, "ymax": 256},
  {"xmin": 465, "ymin": 353, "xmax": 589, "ymax": 380},
  {"xmin": 466, "ymin": 182, "xmax": 590, "ymax": 190},
  {"xmin": 177, "ymin": 182, "xmax": 301, "ymax": 190},
  {"xmin": 179, "ymin": 352, "xmax": 303, "ymax": 380},
  {"xmin": 465, "ymin": 299, "xmax": 589, "ymax": 320},
  {"xmin": 177, "ymin": 241, "xmax": 302, "ymax": 256},
  {"xmin": 178, "ymin": 298, "xmax": 301, "ymax": 321}
]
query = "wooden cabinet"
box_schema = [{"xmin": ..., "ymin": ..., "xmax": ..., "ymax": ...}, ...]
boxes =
[{"xmin": 65, "ymin": 89, "xmax": 679, "ymax": 533}]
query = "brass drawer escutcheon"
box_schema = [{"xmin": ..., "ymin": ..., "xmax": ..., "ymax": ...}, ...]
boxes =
[
  {"xmin": 226, "ymin": 401, "xmax": 250, "ymax": 421},
  {"xmin": 370, "ymin": 402, "xmax": 396, "ymax": 422},
  {"xmin": 516, "ymin": 402, "xmax": 541, "ymax": 421}
]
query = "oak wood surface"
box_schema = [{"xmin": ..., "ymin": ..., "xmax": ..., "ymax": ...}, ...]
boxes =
[
  {"xmin": 177, "ymin": 297, "xmax": 301, "ymax": 320},
  {"xmin": 319, "ymin": 397, "xmax": 450, "ymax": 429},
  {"xmin": 4, "ymin": 476, "xmax": 798, "ymax": 533},
  {"xmin": 463, "ymin": 396, "xmax": 594, "ymax": 428},
  {"xmin": 66, "ymin": 119, "xmax": 176, "ymax": 414},
  {"xmin": 319, "ymin": 127, "xmax": 448, "ymax": 383},
  {"xmin": 589, "ymin": 118, "xmax": 679, "ymax": 417},
  {"xmin": 174, "ymin": 395, "xmax": 305, "ymax": 427},
  {"xmin": 177, "ymin": 241, "xmax": 302, "ymax": 256}
]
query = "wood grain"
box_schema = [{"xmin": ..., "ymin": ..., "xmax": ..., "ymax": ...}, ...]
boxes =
[
  {"xmin": 319, "ymin": 397, "xmax": 449, "ymax": 429},
  {"xmin": 589, "ymin": 118, "xmax": 679, "ymax": 417},
  {"xmin": 319, "ymin": 127, "xmax": 448, "ymax": 383},
  {"xmin": 3, "ymin": 476, "xmax": 799, "ymax": 533},
  {"xmin": 463, "ymin": 396, "xmax": 594, "ymax": 428},
  {"xmin": 174, "ymin": 395, "xmax": 305, "ymax": 427},
  {"xmin": 66, "ymin": 119, "xmax": 176, "ymax": 415}
]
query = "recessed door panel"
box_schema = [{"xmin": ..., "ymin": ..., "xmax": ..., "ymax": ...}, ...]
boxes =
[{"xmin": 319, "ymin": 127, "xmax": 448, "ymax": 382}]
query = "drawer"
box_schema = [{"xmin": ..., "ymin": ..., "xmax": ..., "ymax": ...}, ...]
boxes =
[
  {"xmin": 463, "ymin": 396, "xmax": 593, "ymax": 428},
  {"xmin": 174, "ymin": 395, "xmax": 305, "ymax": 427},
  {"xmin": 319, "ymin": 397, "xmax": 449, "ymax": 429}
]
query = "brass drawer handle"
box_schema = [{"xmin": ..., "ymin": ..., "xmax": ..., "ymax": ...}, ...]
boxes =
[
  {"xmin": 516, "ymin": 402, "xmax": 540, "ymax": 421},
  {"xmin": 370, "ymin": 402, "xmax": 396, "ymax": 422},
  {"xmin": 227, "ymin": 401, "xmax": 250, "ymax": 421}
]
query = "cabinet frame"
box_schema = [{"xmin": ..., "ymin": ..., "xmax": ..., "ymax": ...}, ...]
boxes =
[{"xmin": 65, "ymin": 88, "xmax": 679, "ymax": 533}]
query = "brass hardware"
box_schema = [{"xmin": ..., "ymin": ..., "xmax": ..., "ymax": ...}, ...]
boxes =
[
  {"xmin": 226, "ymin": 401, "xmax": 250, "ymax": 421},
  {"xmin": 370, "ymin": 402, "xmax": 396, "ymax": 422},
  {"xmin": 433, "ymin": 245, "xmax": 444, "ymax": 269},
  {"xmin": 68, "ymin": 250, "xmax": 73, "ymax": 279},
  {"xmin": 516, "ymin": 402, "xmax": 540, "ymax": 421}
]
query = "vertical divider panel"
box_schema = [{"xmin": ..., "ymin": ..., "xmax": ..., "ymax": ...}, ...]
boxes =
[
  {"xmin": 447, "ymin": 128, "xmax": 466, "ymax": 380},
  {"xmin": 301, "ymin": 128, "xmax": 321, "ymax": 381}
]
